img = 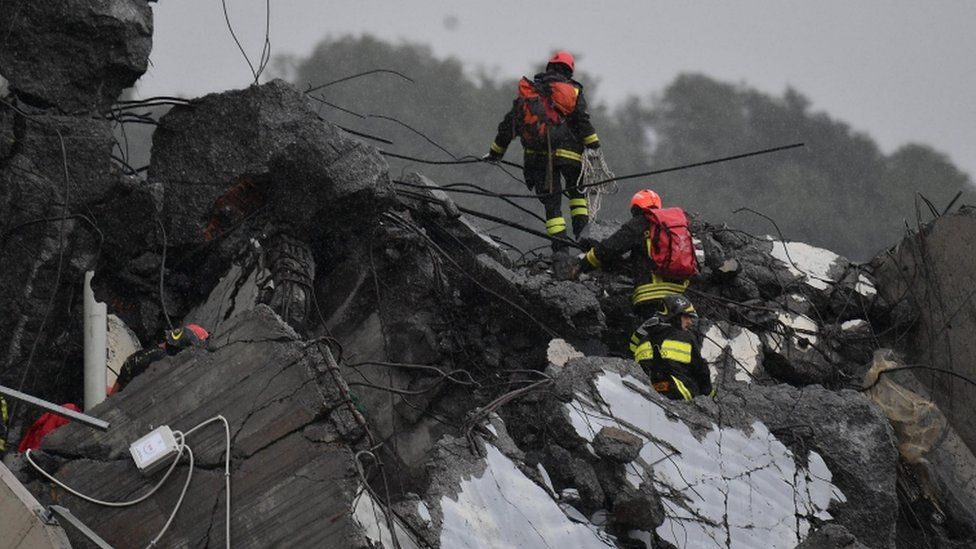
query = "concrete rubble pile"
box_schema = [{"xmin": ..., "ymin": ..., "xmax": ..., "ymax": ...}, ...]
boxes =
[{"xmin": 2, "ymin": 2, "xmax": 976, "ymax": 548}]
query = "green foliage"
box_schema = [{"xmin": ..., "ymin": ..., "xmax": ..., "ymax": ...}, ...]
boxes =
[{"xmin": 634, "ymin": 74, "xmax": 974, "ymax": 259}]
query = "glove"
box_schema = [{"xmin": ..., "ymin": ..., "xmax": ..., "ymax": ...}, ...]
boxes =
[{"xmin": 482, "ymin": 151, "xmax": 501, "ymax": 164}]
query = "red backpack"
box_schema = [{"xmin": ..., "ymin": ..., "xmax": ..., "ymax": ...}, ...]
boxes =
[
  {"xmin": 515, "ymin": 76, "xmax": 579, "ymax": 149},
  {"xmin": 642, "ymin": 207, "xmax": 698, "ymax": 279}
]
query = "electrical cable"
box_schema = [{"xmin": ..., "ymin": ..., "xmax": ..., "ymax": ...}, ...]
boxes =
[
  {"xmin": 220, "ymin": 0, "xmax": 258, "ymax": 83},
  {"xmin": 26, "ymin": 415, "xmax": 232, "ymax": 548},
  {"xmin": 394, "ymin": 188, "xmax": 580, "ymax": 250},
  {"xmin": 382, "ymin": 211, "xmax": 558, "ymax": 337},
  {"xmin": 148, "ymin": 446, "xmax": 194, "ymax": 548},
  {"xmin": 183, "ymin": 415, "xmax": 232, "ymax": 549},
  {"xmin": 305, "ymin": 69, "xmax": 415, "ymax": 94},
  {"xmin": 155, "ymin": 218, "xmax": 174, "ymax": 331},
  {"xmin": 24, "ymin": 432, "xmax": 187, "ymax": 507},
  {"xmin": 384, "ymin": 143, "xmax": 804, "ymax": 200}
]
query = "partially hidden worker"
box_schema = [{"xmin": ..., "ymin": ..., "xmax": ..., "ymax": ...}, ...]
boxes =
[
  {"xmin": 112, "ymin": 323, "xmax": 210, "ymax": 393},
  {"xmin": 632, "ymin": 295, "xmax": 712, "ymax": 400},
  {"xmin": 486, "ymin": 50, "xmax": 602, "ymax": 250},
  {"xmin": 17, "ymin": 403, "xmax": 80, "ymax": 452}
]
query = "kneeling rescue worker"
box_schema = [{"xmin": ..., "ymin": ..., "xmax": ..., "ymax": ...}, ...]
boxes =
[{"xmin": 633, "ymin": 295, "xmax": 712, "ymax": 400}]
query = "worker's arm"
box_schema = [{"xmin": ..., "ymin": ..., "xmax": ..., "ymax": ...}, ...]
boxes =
[
  {"xmin": 488, "ymin": 101, "xmax": 518, "ymax": 159},
  {"xmin": 578, "ymin": 214, "xmax": 644, "ymax": 273},
  {"xmin": 569, "ymin": 84, "xmax": 599, "ymax": 149}
]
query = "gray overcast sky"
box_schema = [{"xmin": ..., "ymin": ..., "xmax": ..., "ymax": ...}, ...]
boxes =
[{"xmin": 141, "ymin": 1, "xmax": 976, "ymax": 179}]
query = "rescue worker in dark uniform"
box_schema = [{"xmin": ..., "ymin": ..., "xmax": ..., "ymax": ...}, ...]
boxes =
[
  {"xmin": 114, "ymin": 324, "xmax": 209, "ymax": 392},
  {"xmin": 632, "ymin": 294, "xmax": 712, "ymax": 400},
  {"xmin": 486, "ymin": 51, "xmax": 601, "ymax": 248},
  {"xmin": 574, "ymin": 189, "xmax": 690, "ymax": 320}
]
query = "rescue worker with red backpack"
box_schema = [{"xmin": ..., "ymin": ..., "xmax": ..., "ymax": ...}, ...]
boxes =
[
  {"xmin": 573, "ymin": 189, "xmax": 709, "ymax": 398},
  {"xmin": 486, "ymin": 51, "xmax": 601, "ymax": 249},
  {"xmin": 574, "ymin": 189, "xmax": 696, "ymax": 318}
]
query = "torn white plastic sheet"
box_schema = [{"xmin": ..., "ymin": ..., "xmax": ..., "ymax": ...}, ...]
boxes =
[
  {"xmin": 565, "ymin": 371, "xmax": 845, "ymax": 548},
  {"xmin": 770, "ymin": 240, "xmax": 876, "ymax": 297},
  {"xmin": 439, "ymin": 445, "xmax": 614, "ymax": 549}
]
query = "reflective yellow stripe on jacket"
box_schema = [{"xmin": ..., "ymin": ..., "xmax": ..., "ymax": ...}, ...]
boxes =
[
  {"xmin": 671, "ymin": 376, "xmax": 693, "ymax": 400},
  {"xmin": 632, "ymin": 275, "xmax": 690, "ymax": 305},
  {"xmin": 0, "ymin": 395, "xmax": 7, "ymax": 452},
  {"xmin": 582, "ymin": 133, "xmax": 599, "ymax": 146},
  {"xmin": 633, "ymin": 340, "xmax": 653, "ymax": 362},
  {"xmin": 490, "ymin": 142, "xmax": 506, "ymax": 155},
  {"xmin": 525, "ymin": 148, "xmax": 583, "ymax": 162},
  {"xmin": 659, "ymin": 339, "xmax": 692, "ymax": 363}
]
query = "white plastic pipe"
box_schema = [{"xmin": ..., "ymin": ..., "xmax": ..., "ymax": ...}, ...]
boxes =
[{"xmin": 83, "ymin": 271, "xmax": 107, "ymax": 410}]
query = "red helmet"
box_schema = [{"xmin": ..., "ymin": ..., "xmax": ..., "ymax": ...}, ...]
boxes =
[
  {"xmin": 630, "ymin": 189, "xmax": 662, "ymax": 210},
  {"xmin": 547, "ymin": 51, "xmax": 575, "ymax": 73}
]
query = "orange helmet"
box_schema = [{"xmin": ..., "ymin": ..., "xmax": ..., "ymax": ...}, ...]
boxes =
[
  {"xmin": 630, "ymin": 189, "xmax": 662, "ymax": 210},
  {"xmin": 547, "ymin": 51, "xmax": 575, "ymax": 73}
]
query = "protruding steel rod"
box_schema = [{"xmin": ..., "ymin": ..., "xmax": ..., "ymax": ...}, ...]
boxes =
[{"xmin": 0, "ymin": 385, "xmax": 109, "ymax": 431}]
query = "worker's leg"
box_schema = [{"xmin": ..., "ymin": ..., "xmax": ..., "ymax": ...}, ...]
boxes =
[
  {"xmin": 526, "ymin": 162, "xmax": 567, "ymax": 250},
  {"xmin": 559, "ymin": 163, "xmax": 588, "ymax": 238}
]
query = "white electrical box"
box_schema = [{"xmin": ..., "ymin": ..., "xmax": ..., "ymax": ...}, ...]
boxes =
[{"xmin": 129, "ymin": 425, "xmax": 179, "ymax": 475}]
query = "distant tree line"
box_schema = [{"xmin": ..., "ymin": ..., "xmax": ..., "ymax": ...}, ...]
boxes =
[{"xmin": 123, "ymin": 34, "xmax": 972, "ymax": 261}]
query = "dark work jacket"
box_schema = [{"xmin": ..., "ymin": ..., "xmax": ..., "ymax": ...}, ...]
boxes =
[
  {"xmin": 580, "ymin": 213, "xmax": 690, "ymax": 305},
  {"xmin": 632, "ymin": 320, "xmax": 712, "ymax": 399},
  {"xmin": 490, "ymin": 70, "xmax": 599, "ymax": 166}
]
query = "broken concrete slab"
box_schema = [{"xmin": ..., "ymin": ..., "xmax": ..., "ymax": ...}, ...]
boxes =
[
  {"xmin": 150, "ymin": 79, "xmax": 394, "ymax": 246},
  {"xmin": 0, "ymin": 0, "xmax": 152, "ymax": 112},
  {"xmin": 515, "ymin": 355, "xmax": 897, "ymax": 548},
  {"xmin": 720, "ymin": 382, "xmax": 899, "ymax": 548},
  {"xmin": 24, "ymin": 306, "xmax": 375, "ymax": 547},
  {"xmin": 1, "ymin": 461, "xmax": 71, "ymax": 548},
  {"xmin": 415, "ymin": 419, "xmax": 616, "ymax": 549},
  {"xmin": 873, "ymin": 210, "xmax": 976, "ymax": 456}
]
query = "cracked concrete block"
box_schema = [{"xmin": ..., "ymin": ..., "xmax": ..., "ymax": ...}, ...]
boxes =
[
  {"xmin": 150, "ymin": 79, "xmax": 393, "ymax": 246},
  {"xmin": 611, "ymin": 480, "xmax": 664, "ymax": 531},
  {"xmin": 593, "ymin": 426, "xmax": 642, "ymax": 463},
  {"xmin": 532, "ymin": 355, "xmax": 897, "ymax": 548},
  {"xmin": 873, "ymin": 211, "xmax": 976, "ymax": 457},
  {"xmin": 417, "ymin": 421, "xmax": 615, "ymax": 549},
  {"xmin": 474, "ymin": 253, "xmax": 606, "ymax": 338},
  {"xmin": 27, "ymin": 306, "xmax": 371, "ymax": 547},
  {"xmin": 0, "ymin": 0, "xmax": 152, "ymax": 112}
]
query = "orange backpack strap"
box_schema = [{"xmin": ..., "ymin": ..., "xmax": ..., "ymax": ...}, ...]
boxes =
[
  {"xmin": 518, "ymin": 77, "xmax": 539, "ymax": 99},
  {"xmin": 548, "ymin": 81, "xmax": 579, "ymax": 115}
]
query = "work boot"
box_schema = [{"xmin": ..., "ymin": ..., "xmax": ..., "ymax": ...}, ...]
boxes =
[{"xmin": 572, "ymin": 214, "xmax": 589, "ymax": 239}]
